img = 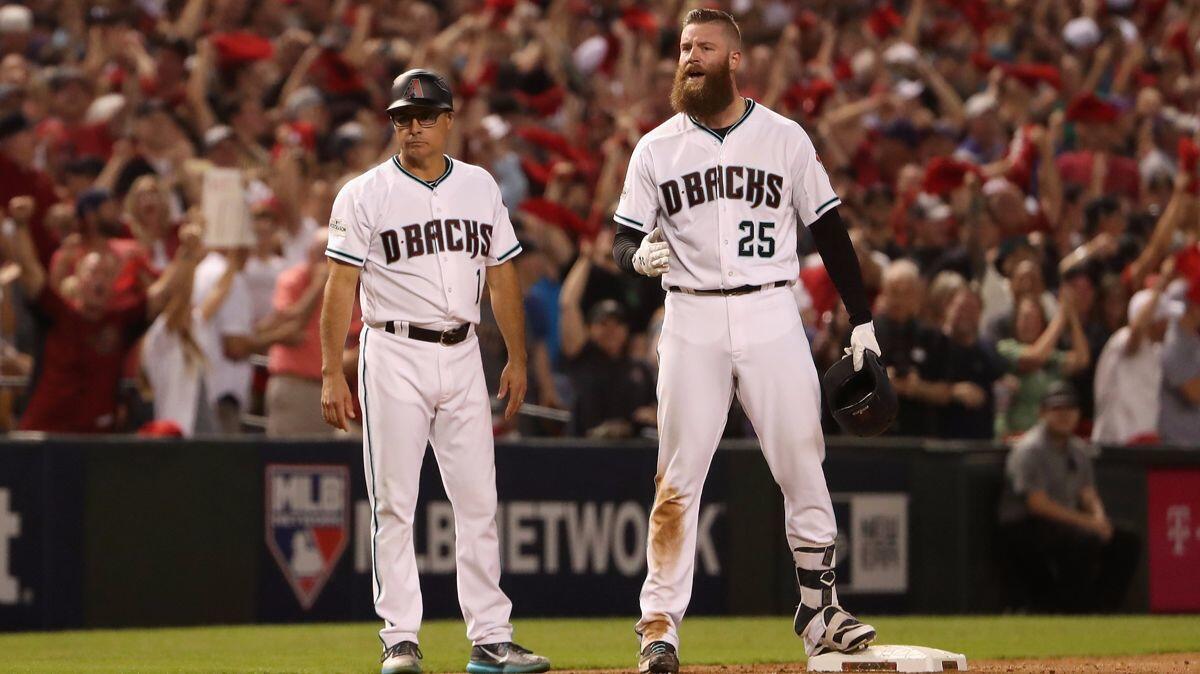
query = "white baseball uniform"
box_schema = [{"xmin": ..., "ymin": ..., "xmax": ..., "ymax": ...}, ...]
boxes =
[
  {"xmin": 327, "ymin": 153, "xmax": 522, "ymax": 648},
  {"xmin": 615, "ymin": 99, "xmax": 842, "ymax": 652}
]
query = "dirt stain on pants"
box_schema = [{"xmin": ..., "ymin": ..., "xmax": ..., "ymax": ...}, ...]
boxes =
[
  {"xmin": 638, "ymin": 613, "xmax": 670, "ymax": 642},
  {"xmin": 648, "ymin": 477, "xmax": 685, "ymax": 575}
]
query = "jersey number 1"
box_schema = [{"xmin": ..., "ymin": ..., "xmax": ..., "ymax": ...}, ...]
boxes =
[{"xmin": 737, "ymin": 221, "xmax": 775, "ymax": 258}]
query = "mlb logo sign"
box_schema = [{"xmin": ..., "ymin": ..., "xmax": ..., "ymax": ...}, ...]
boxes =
[{"xmin": 266, "ymin": 465, "xmax": 350, "ymax": 609}]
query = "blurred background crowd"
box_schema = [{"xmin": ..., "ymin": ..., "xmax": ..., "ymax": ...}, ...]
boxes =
[{"xmin": 1, "ymin": 0, "xmax": 1199, "ymax": 446}]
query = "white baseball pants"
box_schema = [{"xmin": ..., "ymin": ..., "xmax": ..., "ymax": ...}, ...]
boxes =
[
  {"xmin": 636, "ymin": 286, "xmax": 837, "ymax": 650},
  {"xmin": 358, "ymin": 325, "xmax": 513, "ymax": 648}
]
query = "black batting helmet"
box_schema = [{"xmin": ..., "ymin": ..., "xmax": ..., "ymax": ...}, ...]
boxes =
[
  {"xmin": 822, "ymin": 351, "xmax": 898, "ymax": 437},
  {"xmin": 386, "ymin": 69, "xmax": 454, "ymax": 115}
]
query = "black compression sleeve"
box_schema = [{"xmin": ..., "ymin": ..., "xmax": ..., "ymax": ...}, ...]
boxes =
[
  {"xmin": 808, "ymin": 207, "xmax": 872, "ymax": 326},
  {"xmin": 612, "ymin": 225, "xmax": 644, "ymax": 274}
]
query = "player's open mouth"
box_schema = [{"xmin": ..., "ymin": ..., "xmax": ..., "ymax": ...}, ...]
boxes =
[{"xmin": 686, "ymin": 71, "xmax": 704, "ymax": 80}]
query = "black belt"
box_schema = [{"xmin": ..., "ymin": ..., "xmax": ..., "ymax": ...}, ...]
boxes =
[
  {"xmin": 384, "ymin": 321, "xmax": 470, "ymax": 345},
  {"xmin": 667, "ymin": 280, "xmax": 791, "ymax": 296}
]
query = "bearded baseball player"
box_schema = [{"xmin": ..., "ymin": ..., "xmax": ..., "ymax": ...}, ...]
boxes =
[
  {"xmin": 319, "ymin": 69, "xmax": 550, "ymax": 674},
  {"xmin": 611, "ymin": 10, "xmax": 882, "ymax": 673}
]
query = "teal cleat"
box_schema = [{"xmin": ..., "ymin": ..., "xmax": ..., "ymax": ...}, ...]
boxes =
[
  {"xmin": 466, "ymin": 642, "xmax": 551, "ymax": 674},
  {"xmin": 380, "ymin": 641, "xmax": 422, "ymax": 674}
]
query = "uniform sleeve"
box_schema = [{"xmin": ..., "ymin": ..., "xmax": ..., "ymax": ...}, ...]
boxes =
[
  {"xmin": 1162, "ymin": 329, "xmax": 1200, "ymax": 388},
  {"xmin": 216, "ymin": 274, "xmax": 253, "ymax": 337},
  {"xmin": 1006, "ymin": 444, "xmax": 1048, "ymax": 496},
  {"xmin": 487, "ymin": 180, "xmax": 522, "ymax": 266},
  {"xmin": 791, "ymin": 126, "xmax": 841, "ymax": 226},
  {"xmin": 325, "ymin": 181, "xmax": 371, "ymax": 267},
  {"xmin": 1074, "ymin": 448, "xmax": 1096, "ymax": 489},
  {"xmin": 614, "ymin": 140, "xmax": 658, "ymax": 234}
]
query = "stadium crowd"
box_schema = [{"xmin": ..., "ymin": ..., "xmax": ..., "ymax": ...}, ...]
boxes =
[{"xmin": 0, "ymin": 0, "xmax": 1198, "ymax": 446}]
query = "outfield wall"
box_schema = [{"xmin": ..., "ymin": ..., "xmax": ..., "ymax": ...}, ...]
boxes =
[{"xmin": 0, "ymin": 438, "xmax": 1197, "ymax": 630}]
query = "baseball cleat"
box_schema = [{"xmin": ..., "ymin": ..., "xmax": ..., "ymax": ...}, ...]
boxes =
[
  {"xmin": 381, "ymin": 641, "xmax": 422, "ymax": 674},
  {"xmin": 799, "ymin": 605, "xmax": 876, "ymax": 656},
  {"xmin": 638, "ymin": 641, "xmax": 679, "ymax": 674},
  {"xmin": 466, "ymin": 641, "xmax": 551, "ymax": 673}
]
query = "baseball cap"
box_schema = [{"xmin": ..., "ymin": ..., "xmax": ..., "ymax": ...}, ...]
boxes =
[
  {"xmin": 1128, "ymin": 289, "xmax": 1185, "ymax": 324},
  {"xmin": 1063, "ymin": 17, "xmax": 1101, "ymax": 50},
  {"xmin": 75, "ymin": 187, "xmax": 113, "ymax": 219},
  {"xmin": 1067, "ymin": 93, "xmax": 1121, "ymax": 125},
  {"xmin": 284, "ymin": 86, "xmax": 324, "ymax": 117},
  {"xmin": 480, "ymin": 114, "xmax": 511, "ymax": 141},
  {"xmin": 203, "ymin": 125, "xmax": 235, "ymax": 150},
  {"xmin": 64, "ymin": 155, "xmax": 105, "ymax": 177},
  {"xmin": 883, "ymin": 42, "xmax": 919, "ymax": 67},
  {"xmin": 85, "ymin": 93, "xmax": 126, "ymax": 124},
  {"xmin": 964, "ymin": 92, "xmax": 998, "ymax": 119},
  {"xmin": 0, "ymin": 4, "xmax": 32, "ymax": 34},
  {"xmin": 587, "ymin": 299, "xmax": 628, "ymax": 325},
  {"xmin": 386, "ymin": 69, "xmax": 454, "ymax": 115},
  {"xmin": 914, "ymin": 192, "xmax": 951, "ymax": 221},
  {"xmin": 0, "ymin": 110, "xmax": 29, "ymax": 141},
  {"xmin": 1042, "ymin": 381, "xmax": 1080, "ymax": 410},
  {"xmin": 894, "ymin": 79, "xmax": 925, "ymax": 101},
  {"xmin": 331, "ymin": 121, "xmax": 366, "ymax": 156},
  {"xmin": 46, "ymin": 66, "xmax": 90, "ymax": 91}
]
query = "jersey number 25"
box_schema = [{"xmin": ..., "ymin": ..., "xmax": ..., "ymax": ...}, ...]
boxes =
[{"xmin": 738, "ymin": 220, "xmax": 775, "ymax": 258}]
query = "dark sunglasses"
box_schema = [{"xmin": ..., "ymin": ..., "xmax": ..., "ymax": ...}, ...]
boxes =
[{"xmin": 390, "ymin": 109, "xmax": 446, "ymax": 128}]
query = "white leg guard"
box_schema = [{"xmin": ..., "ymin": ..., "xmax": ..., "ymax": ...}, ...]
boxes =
[{"xmin": 793, "ymin": 543, "xmax": 876, "ymax": 657}]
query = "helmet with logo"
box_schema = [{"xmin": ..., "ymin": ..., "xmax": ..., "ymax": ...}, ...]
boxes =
[
  {"xmin": 386, "ymin": 69, "xmax": 454, "ymax": 115},
  {"xmin": 822, "ymin": 351, "xmax": 898, "ymax": 437}
]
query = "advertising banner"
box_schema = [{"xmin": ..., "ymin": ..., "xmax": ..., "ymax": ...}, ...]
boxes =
[
  {"xmin": 1147, "ymin": 469, "xmax": 1200, "ymax": 612},
  {"xmin": 0, "ymin": 444, "xmax": 83, "ymax": 630}
]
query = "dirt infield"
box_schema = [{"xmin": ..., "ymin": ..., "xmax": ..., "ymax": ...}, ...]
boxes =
[
  {"xmin": 572, "ymin": 652, "xmax": 1200, "ymax": 673},
  {"xmin": 968, "ymin": 652, "xmax": 1200, "ymax": 672}
]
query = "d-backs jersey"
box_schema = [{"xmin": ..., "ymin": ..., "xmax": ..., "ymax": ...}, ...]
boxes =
[
  {"xmin": 615, "ymin": 99, "xmax": 840, "ymax": 290},
  {"xmin": 326, "ymin": 155, "xmax": 522, "ymax": 327}
]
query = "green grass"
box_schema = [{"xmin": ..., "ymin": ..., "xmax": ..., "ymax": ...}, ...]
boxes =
[{"xmin": 1, "ymin": 615, "xmax": 1198, "ymax": 673}]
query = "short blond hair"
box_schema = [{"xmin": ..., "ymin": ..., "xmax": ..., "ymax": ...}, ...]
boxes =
[{"xmin": 682, "ymin": 8, "xmax": 742, "ymax": 48}]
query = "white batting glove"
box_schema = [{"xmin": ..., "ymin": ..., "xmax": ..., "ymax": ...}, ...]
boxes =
[
  {"xmin": 845, "ymin": 321, "xmax": 882, "ymax": 372},
  {"xmin": 632, "ymin": 227, "xmax": 670, "ymax": 277}
]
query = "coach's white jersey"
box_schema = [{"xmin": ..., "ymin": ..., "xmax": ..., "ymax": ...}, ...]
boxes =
[
  {"xmin": 615, "ymin": 99, "xmax": 839, "ymax": 291},
  {"xmin": 326, "ymin": 155, "xmax": 522, "ymax": 327}
]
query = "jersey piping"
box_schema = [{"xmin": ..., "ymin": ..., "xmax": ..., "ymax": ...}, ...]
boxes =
[
  {"xmin": 391, "ymin": 154, "xmax": 455, "ymax": 190},
  {"xmin": 687, "ymin": 98, "xmax": 756, "ymax": 143},
  {"xmin": 326, "ymin": 248, "xmax": 365, "ymax": 266}
]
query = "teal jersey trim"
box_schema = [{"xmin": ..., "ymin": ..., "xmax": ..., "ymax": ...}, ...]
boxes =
[
  {"xmin": 392, "ymin": 154, "xmax": 454, "ymax": 190},
  {"xmin": 326, "ymin": 248, "xmax": 364, "ymax": 264},
  {"xmin": 494, "ymin": 242, "xmax": 522, "ymax": 263},
  {"xmin": 614, "ymin": 213, "xmax": 647, "ymax": 230},
  {"xmin": 688, "ymin": 98, "xmax": 756, "ymax": 143},
  {"xmin": 813, "ymin": 196, "xmax": 840, "ymax": 218}
]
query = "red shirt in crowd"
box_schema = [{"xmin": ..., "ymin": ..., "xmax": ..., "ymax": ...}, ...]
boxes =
[
  {"xmin": 1055, "ymin": 151, "xmax": 1141, "ymax": 201},
  {"xmin": 36, "ymin": 118, "xmax": 115, "ymax": 163},
  {"xmin": 50, "ymin": 238, "xmax": 156, "ymax": 308},
  {"xmin": 0, "ymin": 154, "xmax": 61, "ymax": 267},
  {"xmin": 19, "ymin": 286, "xmax": 150, "ymax": 433},
  {"xmin": 267, "ymin": 263, "xmax": 361, "ymax": 381}
]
